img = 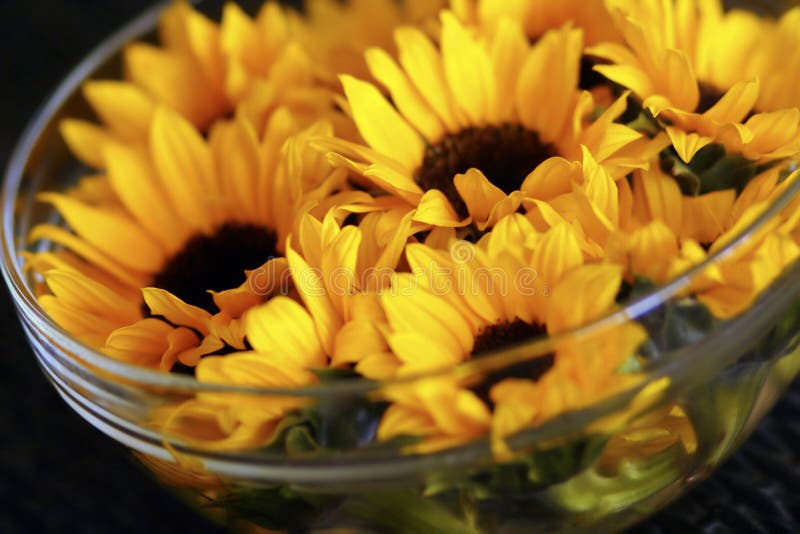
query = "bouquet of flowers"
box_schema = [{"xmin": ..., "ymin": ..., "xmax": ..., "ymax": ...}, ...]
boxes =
[{"xmin": 23, "ymin": 0, "xmax": 800, "ymax": 531}]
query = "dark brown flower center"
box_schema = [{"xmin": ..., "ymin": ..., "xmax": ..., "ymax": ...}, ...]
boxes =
[
  {"xmin": 150, "ymin": 222, "xmax": 278, "ymax": 314},
  {"xmin": 415, "ymin": 124, "xmax": 556, "ymax": 218},
  {"xmin": 696, "ymin": 81, "xmax": 725, "ymax": 114},
  {"xmin": 471, "ymin": 320, "xmax": 554, "ymax": 407}
]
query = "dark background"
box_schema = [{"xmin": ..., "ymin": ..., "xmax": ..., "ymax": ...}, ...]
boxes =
[{"xmin": 0, "ymin": 2, "xmax": 798, "ymax": 533}]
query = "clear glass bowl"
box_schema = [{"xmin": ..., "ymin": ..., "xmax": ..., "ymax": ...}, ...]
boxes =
[{"xmin": 3, "ymin": 2, "xmax": 800, "ymax": 532}]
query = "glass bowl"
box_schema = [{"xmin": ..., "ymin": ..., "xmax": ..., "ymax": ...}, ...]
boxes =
[{"xmin": 3, "ymin": 1, "xmax": 800, "ymax": 532}]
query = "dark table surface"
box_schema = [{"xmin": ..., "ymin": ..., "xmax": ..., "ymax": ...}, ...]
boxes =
[{"xmin": 1, "ymin": 2, "xmax": 799, "ymax": 533}]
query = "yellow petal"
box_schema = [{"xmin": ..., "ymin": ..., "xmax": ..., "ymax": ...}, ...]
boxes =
[
  {"xmin": 39, "ymin": 295, "xmax": 118, "ymax": 347},
  {"xmin": 332, "ymin": 320, "xmax": 388, "ymax": 367},
  {"xmin": 582, "ymin": 147, "xmax": 620, "ymax": 228},
  {"xmin": 321, "ymin": 224, "xmax": 362, "ymax": 319},
  {"xmin": 150, "ymin": 107, "xmax": 217, "ymax": 234},
  {"xmin": 546, "ymin": 263, "xmax": 624, "ymax": 334},
  {"xmin": 28, "ymin": 224, "xmax": 149, "ymax": 288},
  {"xmin": 125, "ymin": 43, "xmax": 224, "ymax": 129},
  {"xmin": 340, "ymin": 74, "xmax": 424, "ymax": 171},
  {"xmin": 287, "ymin": 239, "xmax": 342, "ymax": 357},
  {"xmin": 395, "ymin": 25, "xmax": 463, "ymax": 132},
  {"xmin": 413, "ymin": 190, "xmax": 469, "ymax": 227},
  {"xmin": 628, "ymin": 220, "xmax": 680, "ymax": 283},
  {"xmin": 516, "ymin": 25, "xmax": 582, "ymax": 142},
  {"xmin": 83, "ymin": 81, "xmax": 155, "ymax": 140},
  {"xmin": 356, "ymin": 352, "xmax": 402, "ymax": 381},
  {"xmin": 177, "ymin": 335, "xmax": 226, "ymax": 367},
  {"xmin": 382, "ymin": 288, "xmax": 474, "ymax": 359},
  {"xmin": 60, "ymin": 119, "xmax": 114, "ymax": 169},
  {"xmin": 143, "ymin": 287, "xmax": 212, "ymax": 334},
  {"xmin": 362, "ymin": 164, "xmax": 424, "ymax": 204},
  {"xmin": 45, "ymin": 270, "xmax": 141, "ymax": 325},
  {"xmin": 210, "ymin": 115, "xmax": 260, "ymax": 224},
  {"xmin": 104, "ymin": 141, "xmax": 189, "ymax": 253},
  {"xmin": 741, "ymin": 108, "xmax": 800, "ymax": 159},
  {"xmin": 665, "ymin": 127, "xmax": 714, "ymax": 163},
  {"xmin": 580, "ymin": 92, "xmax": 643, "ymax": 162},
  {"xmin": 378, "ymin": 404, "xmax": 437, "ymax": 441},
  {"xmin": 454, "ymin": 168, "xmax": 508, "ymax": 229},
  {"xmin": 38, "ymin": 193, "xmax": 165, "ymax": 273},
  {"xmin": 593, "ymin": 64, "xmax": 655, "ymax": 100},
  {"xmin": 386, "ymin": 331, "xmax": 464, "ymax": 372},
  {"xmin": 365, "ymin": 47, "xmax": 443, "ymax": 142},
  {"xmin": 440, "ymin": 11, "xmax": 495, "ymax": 126},
  {"xmin": 703, "ymin": 78, "xmax": 758, "ymax": 124},
  {"xmin": 102, "ymin": 318, "xmax": 175, "ymax": 368},
  {"xmin": 664, "ymin": 49, "xmax": 699, "ymax": 112},
  {"xmin": 520, "ymin": 157, "xmax": 582, "ymax": 201},
  {"xmin": 491, "ymin": 17, "xmax": 529, "ymax": 122},
  {"xmin": 531, "ymin": 223, "xmax": 584, "ymax": 288},
  {"xmin": 245, "ymin": 297, "xmax": 326, "ymax": 368},
  {"xmin": 681, "ymin": 190, "xmax": 736, "ymax": 244},
  {"xmin": 636, "ymin": 166, "xmax": 683, "ymax": 234}
]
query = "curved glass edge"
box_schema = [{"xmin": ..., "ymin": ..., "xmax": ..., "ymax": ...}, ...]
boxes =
[{"xmin": 2, "ymin": 0, "xmax": 800, "ymax": 399}]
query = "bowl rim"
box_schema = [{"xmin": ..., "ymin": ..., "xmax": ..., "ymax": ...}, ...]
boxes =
[{"xmin": 3, "ymin": 0, "xmax": 800, "ymax": 400}]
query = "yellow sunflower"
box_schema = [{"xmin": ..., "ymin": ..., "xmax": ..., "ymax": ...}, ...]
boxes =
[
  {"xmin": 316, "ymin": 12, "xmax": 652, "ymax": 233},
  {"xmin": 151, "ymin": 353, "xmax": 316, "ymax": 451},
  {"xmin": 378, "ymin": 376, "xmax": 492, "ymax": 454},
  {"xmin": 750, "ymin": 8, "xmax": 800, "ymax": 111},
  {"xmin": 62, "ymin": 1, "xmax": 333, "ymax": 170},
  {"xmin": 375, "ymin": 227, "xmax": 648, "ymax": 452},
  {"xmin": 451, "ymin": 0, "xmax": 622, "ymax": 46},
  {"xmin": 219, "ymin": 1, "xmax": 336, "ymax": 132},
  {"xmin": 288, "ymin": 0, "xmax": 448, "ymax": 85},
  {"xmin": 358, "ymin": 215, "xmax": 627, "ymax": 379},
  {"xmin": 281, "ymin": 206, "xmax": 419, "ymax": 372},
  {"xmin": 155, "ymin": 206, "xmax": 422, "ymax": 449},
  {"xmin": 30, "ymin": 107, "xmax": 353, "ymax": 370},
  {"xmin": 589, "ymin": 0, "xmax": 800, "ymax": 163},
  {"xmin": 624, "ymin": 165, "xmax": 800, "ymax": 319}
]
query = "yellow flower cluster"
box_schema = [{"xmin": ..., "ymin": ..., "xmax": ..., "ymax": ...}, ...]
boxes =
[{"xmin": 27, "ymin": 0, "xmax": 800, "ymax": 454}]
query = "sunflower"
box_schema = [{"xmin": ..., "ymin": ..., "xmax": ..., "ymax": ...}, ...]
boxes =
[
  {"xmin": 451, "ymin": 0, "xmax": 622, "ymax": 46},
  {"xmin": 589, "ymin": 0, "xmax": 800, "ymax": 163},
  {"xmin": 520, "ymin": 146, "xmax": 644, "ymax": 263},
  {"xmin": 219, "ymin": 1, "xmax": 336, "ymax": 132},
  {"xmin": 155, "ymin": 207, "xmax": 421, "ymax": 449},
  {"xmin": 30, "ymin": 106, "xmax": 353, "ymax": 370},
  {"xmin": 154, "ymin": 347, "xmax": 319, "ymax": 451},
  {"xmin": 288, "ymin": 0, "xmax": 448, "ymax": 85},
  {"xmin": 750, "ymin": 8, "xmax": 800, "ymax": 111},
  {"xmin": 61, "ymin": 1, "xmax": 333, "ymax": 170},
  {"xmin": 624, "ymin": 165, "xmax": 800, "ymax": 319},
  {"xmin": 315, "ymin": 12, "xmax": 653, "ymax": 234},
  {"xmin": 281, "ymin": 206, "xmax": 419, "ymax": 373},
  {"xmin": 375, "ymin": 225, "xmax": 648, "ymax": 451},
  {"xmin": 378, "ymin": 376, "xmax": 492, "ymax": 454}
]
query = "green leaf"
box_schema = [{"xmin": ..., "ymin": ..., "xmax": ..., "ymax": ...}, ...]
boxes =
[
  {"xmin": 525, "ymin": 437, "xmax": 609, "ymax": 487},
  {"xmin": 304, "ymin": 396, "xmax": 387, "ymax": 450},
  {"xmin": 449, "ymin": 436, "xmax": 610, "ymax": 501},
  {"xmin": 682, "ymin": 361, "xmax": 771, "ymax": 465},
  {"xmin": 696, "ymin": 152, "xmax": 758, "ymax": 195},
  {"xmin": 659, "ymin": 144, "xmax": 760, "ymax": 196},
  {"xmin": 626, "ymin": 277, "xmax": 718, "ymax": 359},
  {"xmin": 207, "ymin": 486, "xmax": 337, "ymax": 532},
  {"xmin": 285, "ymin": 425, "xmax": 321, "ymax": 455},
  {"xmin": 257, "ymin": 413, "xmax": 310, "ymax": 452},
  {"xmin": 546, "ymin": 442, "xmax": 690, "ymax": 516},
  {"xmin": 341, "ymin": 489, "xmax": 481, "ymax": 534},
  {"xmin": 749, "ymin": 297, "xmax": 800, "ymax": 363}
]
